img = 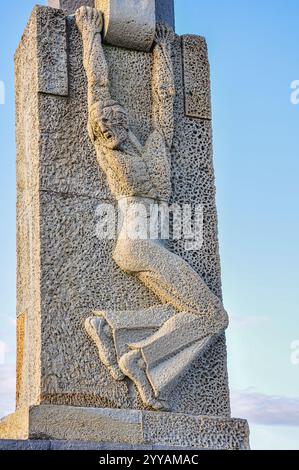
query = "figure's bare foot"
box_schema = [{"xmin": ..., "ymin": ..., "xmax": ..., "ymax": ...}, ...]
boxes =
[
  {"xmin": 76, "ymin": 6, "xmax": 103, "ymax": 35},
  {"xmin": 85, "ymin": 316, "xmax": 125, "ymax": 381},
  {"xmin": 119, "ymin": 350, "xmax": 169, "ymax": 411},
  {"xmin": 108, "ymin": 364, "xmax": 125, "ymax": 381}
]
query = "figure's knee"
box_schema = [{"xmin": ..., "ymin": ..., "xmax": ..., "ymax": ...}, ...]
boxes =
[
  {"xmin": 218, "ymin": 305, "xmax": 229, "ymax": 331},
  {"xmin": 204, "ymin": 302, "xmax": 229, "ymax": 336},
  {"xmin": 112, "ymin": 243, "xmax": 133, "ymax": 272},
  {"xmin": 113, "ymin": 240, "xmax": 147, "ymax": 273}
]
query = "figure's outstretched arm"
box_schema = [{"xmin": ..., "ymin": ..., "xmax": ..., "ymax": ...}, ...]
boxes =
[
  {"xmin": 152, "ymin": 24, "xmax": 176, "ymax": 150},
  {"xmin": 76, "ymin": 6, "xmax": 110, "ymax": 108}
]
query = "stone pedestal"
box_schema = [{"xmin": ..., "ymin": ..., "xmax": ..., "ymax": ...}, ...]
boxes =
[
  {"xmin": 0, "ymin": 406, "xmax": 250, "ymax": 450},
  {"xmin": 0, "ymin": 2, "xmax": 250, "ymax": 449}
]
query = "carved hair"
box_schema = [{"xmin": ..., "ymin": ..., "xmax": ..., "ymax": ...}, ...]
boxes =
[{"xmin": 87, "ymin": 99, "xmax": 127, "ymax": 142}]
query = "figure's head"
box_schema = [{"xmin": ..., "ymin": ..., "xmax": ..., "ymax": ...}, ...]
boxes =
[{"xmin": 89, "ymin": 100, "xmax": 129, "ymax": 150}]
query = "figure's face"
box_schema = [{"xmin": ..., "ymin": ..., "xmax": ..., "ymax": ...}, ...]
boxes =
[{"xmin": 92, "ymin": 104, "xmax": 129, "ymax": 150}]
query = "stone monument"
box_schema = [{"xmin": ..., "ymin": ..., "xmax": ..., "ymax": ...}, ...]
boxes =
[{"xmin": 0, "ymin": 0, "xmax": 250, "ymax": 449}]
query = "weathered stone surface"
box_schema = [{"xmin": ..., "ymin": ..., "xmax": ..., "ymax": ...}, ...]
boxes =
[
  {"xmin": 36, "ymin": 7, "xmax": 68, "ymax": 96},
  {"xmin": 182, "ymin": 35, "xmax": 212, "ymax": 120},
  {"xmin": 96, "ymin": 0, "xmax": 156, "ymax": 51},
  {"xmin": 155, "ymin": 0, "xmax": 175, "ymax": 29},
  {"xmin": 0, "ymin": 408, "xmax": 28, "ymax": 440},
  {"xmin": 74, "ymin": 8, "xmax": 228, "ymax": 410},
  {"xmin": 0, "ymin": 439, "xmax": 195, "ymax": 450},
  {"xmin": 37, "ymin": 27, "xmax": 153, "ymax": 198},
  {"xmin": 48, "ymin": 0, "xmax": 95, "ymax": 15},
  {"xmin": 47, "ymin": 0, "xmax": 175, "ymax": 30},
  {"xmin": 16, "ymin": 313, "xmax": 25, "ymax": 408},
  {"xmin": 143, "ymin": 411, "xmax": 250, "ymax": 450},
  {"xmin": 0, "ymin": 440, "xmax": 51, "ymax": 450},
  {"xmin": 29, "ymin": 406, "xmax": 144, "ymax": 444},
  {"xmin": 14, "ymin": 5, "xmax": 230, "ymax": 416},
  {"xmin": 15, "ymin": 7, "xmax": 42, "ymax": 409},
  {"xmin": 0, "ymin": 406, "xmax": 250, "ymax": 449}
]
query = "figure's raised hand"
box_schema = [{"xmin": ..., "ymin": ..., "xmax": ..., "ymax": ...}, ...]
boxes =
[
  {"xmin": 76, "ymin": 6, "xmax": 103, "ymax": 35},
  {"xmin": 155, "ymin": 22, "xmax": 175, "ymax": 45}
]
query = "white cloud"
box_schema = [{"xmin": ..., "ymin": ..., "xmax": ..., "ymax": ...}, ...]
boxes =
[
  {"xmin": 0, "ymin": 341, "xmax": 7, "ymax": 365},
  {"xmin": 8, "ymin": 317, "xmax": 16, "ymax": 327},
  {"xmin": 229, "ymin": 314, "xmax": 269, "ymax": 329},
  {"xmin": 250, "ymin": 424, "xmax": 299, "ymax": 450},
  {"xmin": 0, "ymin": 364, "xmax": 15, "ymax": 418},
  {"xmin": 231, "ymin": 389, "xmax": 299, "ymax": 426}
]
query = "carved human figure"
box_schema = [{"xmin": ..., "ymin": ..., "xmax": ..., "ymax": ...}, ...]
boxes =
[{"xmin": 76, "ymin": 6, "xmax": 228, "ymax": 411}]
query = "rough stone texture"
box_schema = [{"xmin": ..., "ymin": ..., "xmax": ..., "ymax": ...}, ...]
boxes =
[
  {"xmin": 0, "ymin": 406, "xmax": 250, "ymax": 450},
  {"xmin": 29, "ymin": 406, "xmax": 144, "ymax": 444},
  {"xmin": 0, "ymin": 440, "xmax": 200, "ymax": 450},
  {"xmin": 0, "ymin": 440, "xmax": 51, "ymax": 450},
  {"xmin": 16, "ymin": 313, "xmax": 25, "ymax": 408},
  {"xmin": 182, "ymin": 35, "xmax": 212, "ymax": 120},
  {"xmin": 143, "ymin": 412, "xmax": 250, "ymax": 450},
  {"xmin": 47, "ymin": 0, "xmax": 175, "ymax": 31},
  {"xmin": 0, "ymin": 408, "xmax": 28, "ymax": 440},
  {"xmin": 37, "ymin": 8, "xmax": 68, "ymax": 96},
  {"xmin": 95, "ymin": 0, "xmax": 156, "ymax": 51},
  {"xmin": 0, "ymin": 440, "xmax": 170, "ymax": 450},
  {"xmin": 15, "ymin": 6, "xmax": 42, "ymax": 410},
  {"xmin": 48, "ymin": 0, "xmax": 95, "ymax": 15},
  {"xmin": 75, "ymin": 10, "xmax": 227, "ymax": 409},
  {"xmin": 14, "ymin": 5, "xmax": 230, "ymax": 417}
]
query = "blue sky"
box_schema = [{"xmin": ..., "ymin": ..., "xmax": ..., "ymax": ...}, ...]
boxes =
[{"xmin": 0, "ymin": 0, "xmax": 298, "ymax": 450}]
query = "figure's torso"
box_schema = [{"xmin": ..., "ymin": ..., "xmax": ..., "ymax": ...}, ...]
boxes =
[{"xmin": 95, "ymin": 130, "xmax": 172, "ymax": 201}]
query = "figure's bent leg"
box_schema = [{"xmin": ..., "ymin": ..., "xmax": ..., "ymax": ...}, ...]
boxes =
[
  {"xmin": 138, "ymin": 269, "xmax": 227, "ymax": 336},
  {"xmin": 113, "ymin": 239, "xmax": 228, "ymax": 334},
  {"xmin": 128, "ymin": 312, "xmax": 219, "ymax": 398},
  {"xmin": 85, "ymin": 316, "xmax": 125, "ymax": 381},
  {"xmin": 112, "ymin": 238, "xmax": 229, "ymax": 402}
]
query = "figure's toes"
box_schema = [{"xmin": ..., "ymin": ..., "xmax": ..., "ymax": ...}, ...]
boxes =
[
  {"xmin": 108, "ymin": 364, "xmax": 125, "ymax": 381},
  {"xmin": 85, "ymin": 316, "xmax": 95, "ymax": 333},
  {"xmin": 78, "ymin": 6, "xmax": 87, "ymax": 19},
  {"xmin": 103, "ymin": 323, "xmax": 113, "ymax": 339},
  {"xmin": 76, "ymin": 6, "xmax": 88, "ymax": 30},
  {"xmin": 85, "ymin": 316, "xmax": 105, "ymax": 341},
  {"xmin": 95, "ymin": 11, "xmax": 103, "ymax": 31},
  {"xmin": 75, "ymin": 7, "xmax": 83, "ymax": 25},
  {"xmin": 159, "ymin": 23, "xmax": 168, "ymax": 36},
  {"xmin": 86, "ymin": 6, "xmax": 93, "ymax": 22},
  {"xmin": 86, "ymin": 316, "xmax": 99, "ymax": 331},
  {"xmin": 119, "ymin": 350, "xmax": 138, "ymax": 375},
  {"xmin": 148, "ymin": 398, "xmax": 170, "ymax": 411},
  {"xmin": 118, "ymin": 352, "xmax": 130, "ymax": 375},
  {"xmin": 90, "ymin": 6, "xmax": 96, "ymax": 22},
  {"xmin": 162, "ymin": 23, "xmax": 168, "ymax": 35}
]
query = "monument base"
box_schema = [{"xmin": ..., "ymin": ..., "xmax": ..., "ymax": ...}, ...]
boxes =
[{"xmin": 0, "ymin": 405, "xmax": 250, "ymax": 450}]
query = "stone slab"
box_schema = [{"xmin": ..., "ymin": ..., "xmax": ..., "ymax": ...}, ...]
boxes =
[
  {"xmin": 182, "ymin": 35, "xmax": 212, "ymax": 120},
  {"xmin": 0, "ymin": 406, "xmax": 250, "ymax": 450},
  {"xmin": 0, "ymin": 440, "xmax": 51, "ymax": 450},
  {"xmin": 143, "ymin": 412, "xmax": 250, "ymax": 450},
  {"xmin": 96, "ymin": 0, "xmax": 156, "ymax": 52},
  {"xmin": 0, "ymin": 440, "xmax": 192, "ymax": 450}
]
